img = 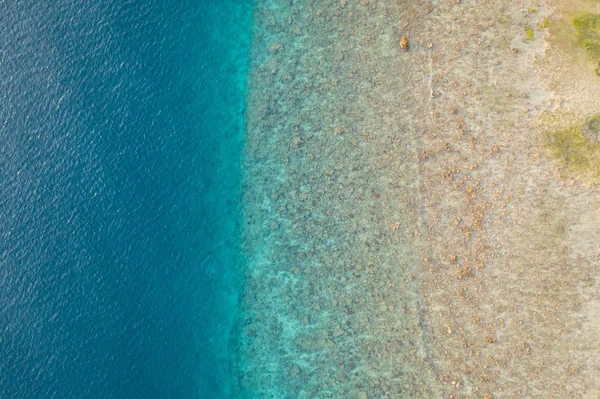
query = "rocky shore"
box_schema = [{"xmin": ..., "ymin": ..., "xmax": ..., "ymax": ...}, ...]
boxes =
[{"xmin": 233, "ymin": 1, "xmax": 600, "ymax": 397}]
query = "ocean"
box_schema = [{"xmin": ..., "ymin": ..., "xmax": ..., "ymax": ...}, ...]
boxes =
[{"xmin": 0, "ymin": 1, "xmax": 251, "ymax": 398}]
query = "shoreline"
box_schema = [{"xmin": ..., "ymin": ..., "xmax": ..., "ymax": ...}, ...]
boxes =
[{"xmin": 233, "ymin": 0, "xmax": 600, "ymax": 397}]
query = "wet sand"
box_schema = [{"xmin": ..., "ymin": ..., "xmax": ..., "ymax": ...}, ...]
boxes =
[{"xmin": 233, "ymin": 0, "xmax": 600, "ymax": 397}]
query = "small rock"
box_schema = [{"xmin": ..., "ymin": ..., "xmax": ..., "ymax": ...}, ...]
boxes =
[
  {"xmin": 289, "ymin": 364, "xmax": 300, "ymax": 376},
  {"xmin": 400, "ymin": 37, "xmax": 409, "ymax": 51},
  {"xmin": 357, "ymin": 391, "xmax": 368, "ymax": 399},
  {"xmin": 582, "ymin": 115, "xmax": 600, "ymax": 142}
]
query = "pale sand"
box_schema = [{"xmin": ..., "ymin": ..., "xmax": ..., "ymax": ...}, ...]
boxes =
[{"xmin": 233, "ymin": 0, "xmax": 600, "ymax": 397}]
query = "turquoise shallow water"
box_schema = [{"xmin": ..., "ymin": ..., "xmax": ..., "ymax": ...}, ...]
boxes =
[{"xmin": 0, "ymin": 1, "xmax": 251, "ymax": 398}]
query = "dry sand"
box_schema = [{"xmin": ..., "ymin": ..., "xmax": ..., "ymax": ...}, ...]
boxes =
[{"xmin": 232, "ymin": 0, "xmax": 600, "ymax": 397}]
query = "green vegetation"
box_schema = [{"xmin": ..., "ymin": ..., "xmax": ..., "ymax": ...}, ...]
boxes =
[
  {"xmin": 525, "ymin": 25, "xmax": 534, "ymax": 40},
  {"xmin": 497, "ymin": 13, "xmax": 512, "ymax": 26},
  {"xmin": 539, "ymin": 18, "xmax": 549, "ymax": 29},
  {"xmin": 545, "ymin": 119, "xmax": 600, "ymax": 179},
  {"xmin": 573, "ymin": 13, "xmax": 600, "ymax": 63}
]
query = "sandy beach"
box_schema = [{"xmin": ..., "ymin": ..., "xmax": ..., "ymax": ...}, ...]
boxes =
[{"xmin": 233, "ymin": 0, "xmax": 600, "ymax": 397}]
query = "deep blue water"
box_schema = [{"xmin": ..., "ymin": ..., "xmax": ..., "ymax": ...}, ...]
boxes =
[{"xmin": 0, "ymin": 1, "xmax": 251, "ymax": 398}]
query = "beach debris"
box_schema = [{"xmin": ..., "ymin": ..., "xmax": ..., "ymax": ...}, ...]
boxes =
[{"xmin": 400, "ymin": 36, "xmax": 409, "ymax": 51}]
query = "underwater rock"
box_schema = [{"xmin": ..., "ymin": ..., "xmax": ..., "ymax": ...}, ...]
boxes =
[
  {"xmin": 268, "ymin": 42, "xmax": 283, "ymax": 54},
  {"xmin": 582, "ymin": 115, "xmax": 600, "ymax": 142}
]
